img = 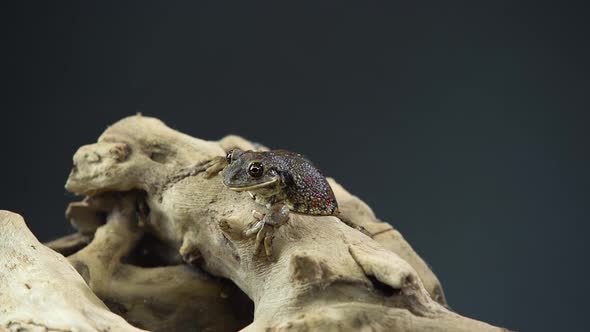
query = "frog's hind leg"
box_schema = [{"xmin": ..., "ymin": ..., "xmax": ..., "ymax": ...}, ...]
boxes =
[
  {"xmin": 337, "ymin": 214, "xmax": 373, "ymax": 238},
  {"xmin": 203, "ymin": 156, "xmax": 228, "ymax": 178}
]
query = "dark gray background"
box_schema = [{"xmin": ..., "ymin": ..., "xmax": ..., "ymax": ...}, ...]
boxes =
[{"xmin": 2, "ymin": 1, "xmax": 589, "ymax": 331}]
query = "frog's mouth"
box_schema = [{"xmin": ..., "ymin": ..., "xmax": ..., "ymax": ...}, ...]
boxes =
[{"xmin": 225, "ymin": 177, "xmax": 279, "ymax": 191}]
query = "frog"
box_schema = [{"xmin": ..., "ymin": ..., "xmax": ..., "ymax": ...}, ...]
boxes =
[{"xmin": 221, "ymin": 148, "xmax": 340, "ymax": 257}]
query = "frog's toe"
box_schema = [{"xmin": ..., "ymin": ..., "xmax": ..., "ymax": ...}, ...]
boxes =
[
  {"xmin": 264, "ymin": 232, "xmax": 273, "ymax": 257},
  {"xmin": 251, "ymin": 209, "xmax": 265, "ymax": 220},
  {"xmin": 243, "ymin": 220, "xmax": 264, "ymax": 237},
  {"xmin": 253, "ymin": 225, "xmax": 266, "ymax": 253}
]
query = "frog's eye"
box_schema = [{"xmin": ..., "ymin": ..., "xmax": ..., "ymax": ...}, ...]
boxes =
[
  {"xmin": 248, "ymin": 162, "xmax": 264, "ymax": 178},
  {"xmin": 226, "ymin": 150, "xmax": 234, "ymax": 164}
]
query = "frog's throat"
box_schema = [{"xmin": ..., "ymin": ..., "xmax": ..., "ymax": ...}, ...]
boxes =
[{"xmin": 226, "ymin": 177, "xmax": 279, "ymax": 191}]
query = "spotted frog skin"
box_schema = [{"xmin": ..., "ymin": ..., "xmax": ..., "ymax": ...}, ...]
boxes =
[{"xmin": 222, "ymin": 149, "xmax": 338, "ymax": 256}]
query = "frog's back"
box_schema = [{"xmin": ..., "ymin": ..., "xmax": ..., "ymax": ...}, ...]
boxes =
[{"xmin": 269, "ymin": 150, "xmax": 338, "ymax": 216}]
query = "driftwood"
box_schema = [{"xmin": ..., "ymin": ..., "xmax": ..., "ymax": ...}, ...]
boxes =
[
  {"xmin": 51, "ymin": 192, "xmax": 253, "ymax": 332},
  {"xmin": 0, "ymin": 210, "xmax": 145, "ymax": 332},
  {"xmin": 48, "ymin": 114, "xmax": 507, "ymax": 331}
]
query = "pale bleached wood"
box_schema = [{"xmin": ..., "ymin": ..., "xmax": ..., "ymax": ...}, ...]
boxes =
[
  {"xmin": 62, "ymin": 115, "xmax": 507, "ymax": 332},
  {"xmin": 61, "ymin": 192, "xmax": 253, "ymax": 332},
  {"xmin": 0, "ymin": 210, "xmax": 146, "ymax": 332}
]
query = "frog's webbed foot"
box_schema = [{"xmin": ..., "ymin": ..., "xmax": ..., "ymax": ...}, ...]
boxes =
[{"xmin": 243, "ymin": 204, "xmax": 289, "ymax": 258}]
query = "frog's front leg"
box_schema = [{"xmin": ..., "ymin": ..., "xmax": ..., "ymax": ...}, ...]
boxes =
[{"xmin": 243, "ymin": 203, "xmax": 290, "ymax": 257}]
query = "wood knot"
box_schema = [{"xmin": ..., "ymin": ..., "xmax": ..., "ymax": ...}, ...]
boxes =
[{"xmin": 290, "ymin": 254, "xmax": 333, "ymax": 283}]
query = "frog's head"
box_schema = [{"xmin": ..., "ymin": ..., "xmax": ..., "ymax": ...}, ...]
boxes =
[{"xmin": 222, "ymin": 149, "xmax": 280, "ymax": 193}]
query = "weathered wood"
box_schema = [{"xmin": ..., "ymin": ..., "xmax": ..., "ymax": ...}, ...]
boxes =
[
  {"xmin": 0, "ymin": 210, "xmax": 145, "ymax": 332},
  {"xmin": 60, "ymin": 115, "xmax": 506, "ymax": 331}
]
